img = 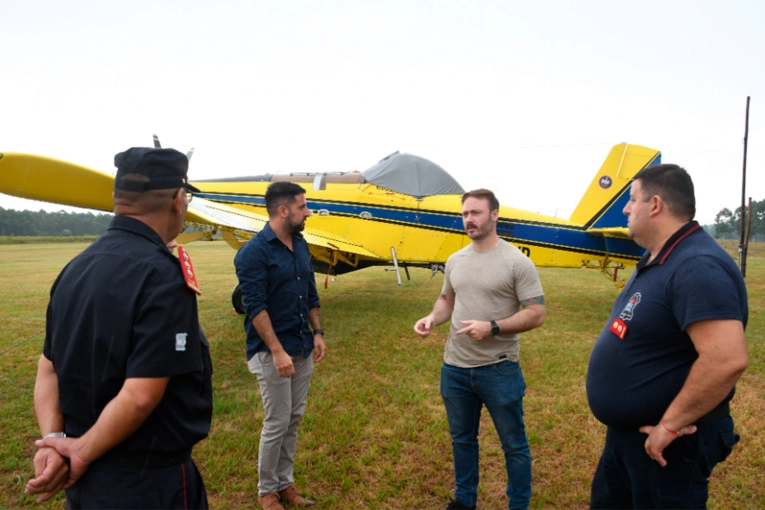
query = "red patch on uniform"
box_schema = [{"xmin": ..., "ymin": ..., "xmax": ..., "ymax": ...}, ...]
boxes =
[
  {"xmin": 609, "ymin": 318, "xmax": 628, "ymax": 340},
  {"xmin": 177, "ymin": 246, "xmax": 201, "ymax": 295}
]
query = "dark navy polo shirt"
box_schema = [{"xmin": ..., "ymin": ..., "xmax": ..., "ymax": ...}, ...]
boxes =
[
  {"xmin": 44, "ymin": 215, "xmax": 213, "ymax": 453},
  {"xmin": 234, "ymin": 222, "xmax": 320, "ymax": 360},
  {"xmin": 586, "ymin": 221, "xmax": 748, "ymax": 429}
]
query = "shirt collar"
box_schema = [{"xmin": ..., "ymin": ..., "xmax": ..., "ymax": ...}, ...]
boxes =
[
  {"xmin": 262, "ymin": 222, "xmax": 278, "ymax": 242},
  {"xmin": 637, "ymin": 220, "xmax": 700, "ymax": 270},
  {"xmin": 262, "ymin": 221, "xmax": 305, "ymax": 245},
  {"xmin": 109, "ymin": 215, "xmax": 168, "ymax": 250}
]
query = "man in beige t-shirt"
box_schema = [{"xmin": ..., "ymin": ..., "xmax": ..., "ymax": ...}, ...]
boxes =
[{"xmin": 414, "ymin": 189, "xmax": 545, "ymax": 510}]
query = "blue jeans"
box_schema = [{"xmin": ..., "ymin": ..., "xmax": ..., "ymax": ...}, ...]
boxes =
[
  {"xmin": 441, "ymin": 361, "xmax": 531, "ymax": 510},
  {"xmin": 590, "ymin": 416, "xmax": 739, "ymax": 509}
]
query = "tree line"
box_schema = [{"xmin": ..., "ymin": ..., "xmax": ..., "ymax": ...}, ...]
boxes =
[
  {"xmin": 713, "ymin": 199, "xmax": 765, "ymax": 241},
  {"xmin": 0, "ymin": 207, "xmax": 113, "ymax": 236},
  {"xmin": 2, "ymin": 201, "xmax": 762, "ymax": 241}
]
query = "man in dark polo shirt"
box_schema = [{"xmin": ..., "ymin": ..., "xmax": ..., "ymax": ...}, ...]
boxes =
[
  {"xmin": 25, "ymin": 147, "xmax": 213, "ymax": 509},
  {"xmin": 586, "ymin": 164, "xmax": 748, "ymax": 509},
  {"xmin": 234, "ymin": 182, "xmax": 326, "ymax": 510}
]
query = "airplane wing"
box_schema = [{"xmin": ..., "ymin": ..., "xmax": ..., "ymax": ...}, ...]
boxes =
[
  {"xmin": 0, "ymin": 152, "xmax": 379, "ymax": 260},
  {"xmin": 0, "ymin": 152, "xmax": 114, "ymax": 212},
  {"xmin": 187, "ymin": 198, "xmax": 379, "ymax": 258}
]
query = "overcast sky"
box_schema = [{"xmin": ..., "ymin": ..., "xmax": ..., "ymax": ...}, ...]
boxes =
[{"xmin": 2, "ymin": 0, "xmax": 763, "ymax": 224}]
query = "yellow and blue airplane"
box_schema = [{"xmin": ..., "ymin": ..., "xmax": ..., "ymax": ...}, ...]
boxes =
[{"xmin": 0, "ymin": 142, "xmax": 660, "ymax": 288}]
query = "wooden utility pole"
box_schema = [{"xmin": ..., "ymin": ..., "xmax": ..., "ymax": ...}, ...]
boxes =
[
  {"xmin": 738, "ymin": 96, "xmax": 750, "ymax": 272},
  {"xmin": 742, "ymin": 197, "xmax": 752, "ymax": 278}
]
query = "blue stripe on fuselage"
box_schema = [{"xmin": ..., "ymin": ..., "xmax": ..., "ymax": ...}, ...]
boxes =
[{"xmin": 194, "ymin": 193, "xmax": 642, "ymax": 258}]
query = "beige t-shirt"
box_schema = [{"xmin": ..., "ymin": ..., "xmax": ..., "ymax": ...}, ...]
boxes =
[{"xmin": 442, "ymin": 240, "xmax": 544, "ymax": 367}]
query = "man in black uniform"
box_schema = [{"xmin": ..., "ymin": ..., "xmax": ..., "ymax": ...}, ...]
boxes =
[{"xmin": 25, "ymin": 147, "xmax": 213, "ymax": 509}]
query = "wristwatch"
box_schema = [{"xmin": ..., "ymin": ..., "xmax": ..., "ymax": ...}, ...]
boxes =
[
  {"xmin": 44, "ymin": 432, "xmax": 66, "ymax": 438},
  {"xmin": 490, "ymin": 320, "xmax": 500, "ymax": 336},
  {"xmin": 313, "ymin": 328, "xmax": 325, "ymax": 336}
]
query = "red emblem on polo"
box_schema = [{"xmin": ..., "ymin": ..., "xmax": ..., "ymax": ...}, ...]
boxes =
[{"xmin": 609, "ymin": 318, "xmax": 628, "ymax": 340}]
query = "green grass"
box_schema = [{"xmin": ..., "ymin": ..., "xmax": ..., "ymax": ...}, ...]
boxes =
[{"xmin": 1, "ymin": 241, "xmax": 763, "ymax": 509}]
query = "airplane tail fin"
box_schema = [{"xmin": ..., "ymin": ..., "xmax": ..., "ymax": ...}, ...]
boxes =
[{"xmin": 569, "ymin": 143, "xmax": 661, "ymax": 230}]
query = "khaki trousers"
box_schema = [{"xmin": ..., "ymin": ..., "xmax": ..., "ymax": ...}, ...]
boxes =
[{"xmin": 248, "ymin": 351, "xmax": 314, "ymax": 496}]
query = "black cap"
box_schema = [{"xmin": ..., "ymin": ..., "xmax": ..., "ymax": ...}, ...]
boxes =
[{"xmin": 114, "ymin": 147, "xmax": 200, "ymax": 193}]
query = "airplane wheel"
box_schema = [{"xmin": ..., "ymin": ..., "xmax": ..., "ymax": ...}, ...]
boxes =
[{"xmin": 232, "ymin": 284, "xmax": 245, "ymax": 315}]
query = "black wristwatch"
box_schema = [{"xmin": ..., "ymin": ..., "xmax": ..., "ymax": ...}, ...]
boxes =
[
  {"xmin": 490, "ymin": 320, "xmax": 500, "ymax": 336},
  {"xmin": 313, "ymin": 328, "xmax": 325, "ymax": 336}
]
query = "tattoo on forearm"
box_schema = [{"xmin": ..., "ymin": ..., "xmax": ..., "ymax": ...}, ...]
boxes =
[{"xmin": 521, "ymin": 295, "xmax": 544, "ymax": 306}]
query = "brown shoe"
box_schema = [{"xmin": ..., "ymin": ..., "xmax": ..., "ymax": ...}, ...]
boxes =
[
  {"xmin": 258, "ymin": 493, "xmax": 285, "ymax": 510},
  {"xmin": 278, "ymin": 485, "xmax": 316, "ymax": 507}
]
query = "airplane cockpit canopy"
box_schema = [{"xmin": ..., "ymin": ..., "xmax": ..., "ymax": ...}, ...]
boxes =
[{"xmin": 363, "ymin": 151, "xmax": 465, "ymax": 198}]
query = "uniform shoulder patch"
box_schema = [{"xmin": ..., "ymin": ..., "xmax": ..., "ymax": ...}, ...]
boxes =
[
  {"xmin": 175, "ymin": 333, "xmax": 188, "ymax": 351},
  {"xmin": 177, "ymin": 246, "xmax": 201, "ymax": 295}
]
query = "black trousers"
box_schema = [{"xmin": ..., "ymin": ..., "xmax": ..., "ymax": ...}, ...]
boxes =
[
  {"xmin": 65, "ymin": 458, "xmax": 208, "ymax": 510},
  {"xmin": 590, "ymin": 416, "xmax": 739, "ymax": 509}
]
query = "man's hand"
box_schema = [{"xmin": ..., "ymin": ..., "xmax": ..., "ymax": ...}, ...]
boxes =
[
  {"xmin": 456, "ymin": 320, "xmax": 492, "ymax": 341},
  {"xmin": 413, "ymin": 315, "xmax": 435, "ymax": 338},
  {"xmin": 313, "ymin": 334, "xmax": 326, "ymax": 363},
  {"xmin": 30, "ymin": 437, "xmax": 93, "ymax": 490},
  {"xmin": 273, "ymin": 350, "xmax": 296, "ymax": 378},
  {"xmin": 638, "ymin": 422, "xmax": 698, "ymax": 467},
  {"xmin": 25, "ymin": 447, "xmax": 70, "ymax": 502}
]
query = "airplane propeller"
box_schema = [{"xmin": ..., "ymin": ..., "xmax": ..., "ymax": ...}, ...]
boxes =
[{"xmin": 152, "ymin": 134, "xmax": 194, "ymax": 161}]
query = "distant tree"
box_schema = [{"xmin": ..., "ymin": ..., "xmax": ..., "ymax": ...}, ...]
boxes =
[
  {"xmin": 61, "ymin": 229, "xmax": 72, "ymax": 236},
  {"xmin": 714, "ymin": 208, "xmax": 736, "ymax": 239},
  {"xmin": 713, "ymin": 200, "xmax": 765, "ymax": 241},
  {"xmin": 0, "ymin": 207, "xmax": 113, "ymax": 236}
]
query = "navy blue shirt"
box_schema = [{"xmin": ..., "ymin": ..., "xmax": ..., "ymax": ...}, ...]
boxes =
[
  {"xmin": 234, "ymin": 222, "xmax": 320, "ymax": 360},
  {"xmin": 44, "ymin": 215, "xmax": 213, "ymax": 453},
  {"xmin": 586, "ymin": 222, "xmax": 748, "ymax": 429}
]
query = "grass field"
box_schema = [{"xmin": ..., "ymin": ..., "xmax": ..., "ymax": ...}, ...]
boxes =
[{"xmin": 1, "ymin": 240, "xmax": 763, "ymax": 509}]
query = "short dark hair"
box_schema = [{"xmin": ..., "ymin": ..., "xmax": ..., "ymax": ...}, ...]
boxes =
[
  {"xmin": 265, "ymin": 181, "xmax": 307, "ymax": 216},
  {"xmin": 461, "ymin": 188, "xmax": 499, "ymax": 212},
  {"xmin": 114, "ymin": 184, "xmax": 178, "ymax": 214},
  {"xmin": 634, "ymin": 164, "xmax": 695, "ymax": 221}
]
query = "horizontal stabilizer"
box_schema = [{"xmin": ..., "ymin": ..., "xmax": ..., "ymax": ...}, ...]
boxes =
[{"xmin": 585, "ymin": 227, "xmax": 630, "ymax": 238}]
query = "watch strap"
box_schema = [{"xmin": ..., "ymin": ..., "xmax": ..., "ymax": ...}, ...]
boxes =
[{"xmin": 490, "ymin": 320, "xmax": 500, "ymax": 336}]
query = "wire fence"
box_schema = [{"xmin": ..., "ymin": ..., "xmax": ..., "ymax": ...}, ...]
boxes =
[{"xmin": 0, "ymin": 329, "xmax": 44, "ymax": 356}]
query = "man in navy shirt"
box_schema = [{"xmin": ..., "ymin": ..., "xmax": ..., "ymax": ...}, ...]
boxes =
[
  {"xmin": 586, "ymin": 164, "xmax": 748, "ymax": 509},
  {"xmin": 234, "ymin": 182, "xmax": 326, "ymax": 510}
]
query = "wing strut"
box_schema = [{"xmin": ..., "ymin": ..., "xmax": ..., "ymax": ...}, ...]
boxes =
[
  {"xmin": 385, "ymin": 247, "xmax": 410, "ymax": 285},
  {"xmin": 324, "ymin": 251, "xmax": 335, "ymax": 289},
  {"xmin": 389, "ymin": 247, "xmax": 402, "ymax": 285}
]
